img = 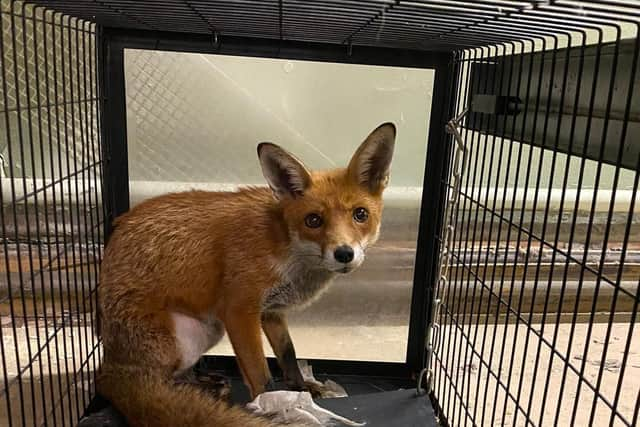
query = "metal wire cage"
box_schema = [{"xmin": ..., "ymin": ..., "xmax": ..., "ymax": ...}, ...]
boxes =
[
  {"xmin": 0, "ymin": 1, "xmax": 104, "ymax": 426},
  {"xmin": 428, "ymin": 7, "xmax": 640, "ymax": 426},
  {"xmin": 0, "ymin": 1, "xmax": 638, "ymax": 427}
]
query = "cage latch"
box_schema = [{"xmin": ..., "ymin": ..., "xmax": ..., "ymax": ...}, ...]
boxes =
[{"xmin": 418, "ymin": 107, "xmax": 469, "ymax": 396}]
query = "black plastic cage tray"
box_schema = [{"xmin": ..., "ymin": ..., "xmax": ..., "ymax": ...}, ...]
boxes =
[{"xmin": 77, "ymin": 360, "xmax": 433, "ymax": 427}]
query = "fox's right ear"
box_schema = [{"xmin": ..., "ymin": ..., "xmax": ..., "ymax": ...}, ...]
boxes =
[{"xmin": 257, "ymin": 143, "xmax": 312, "ymax": 200}]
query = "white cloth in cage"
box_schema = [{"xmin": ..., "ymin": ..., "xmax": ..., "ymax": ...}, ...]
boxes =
[{"xmin": 246, "ymin": 361, "xmax": 363, "ymax": 426}]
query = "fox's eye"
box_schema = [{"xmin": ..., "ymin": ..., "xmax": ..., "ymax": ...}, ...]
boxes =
[
  {"xmin": 353, "ymin": 207, "xmax": 369, "ymax": 223},
  {"xmin": 304, "ymin": 213, "xmax": 323, "ymax": 228}
]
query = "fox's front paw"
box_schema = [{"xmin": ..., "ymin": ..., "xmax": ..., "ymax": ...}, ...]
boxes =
[
  {"xmin": 284, "ymin": 378, "xmax": 321, "ymax": 398},
  {"xmin": 302, "ymin": 380, "xmax": 327, "ymax": 399}
]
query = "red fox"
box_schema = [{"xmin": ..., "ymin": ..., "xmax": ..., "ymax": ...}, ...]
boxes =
[{"xmin": 96, "ymin": 122, "xmax": 396, "ymax": 426}]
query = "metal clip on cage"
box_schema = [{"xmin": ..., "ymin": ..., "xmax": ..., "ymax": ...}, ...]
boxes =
[{"xmin": 418, "ymin": 107, "xmax": 469, "ymax": 396}]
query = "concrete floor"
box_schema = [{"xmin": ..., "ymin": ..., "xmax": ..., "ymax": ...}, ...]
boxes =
[{"xmin": 432, "ymin": 322, "xmax": 640, "ymax": 427}]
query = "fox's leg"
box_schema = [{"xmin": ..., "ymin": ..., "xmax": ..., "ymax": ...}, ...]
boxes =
[
  {"xmin": 261, "ymin": 311, "xmax": 333, "ymax": 398},
  {"xmin": 261, "ymin": 311, "xmax": 305, "ymax": 390},
  {"xmin": 225, "ymin": 308, "xmax": 272, "ymax": 398}
]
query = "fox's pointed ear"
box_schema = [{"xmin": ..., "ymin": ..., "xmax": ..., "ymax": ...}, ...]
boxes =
[
  {"xmin": 257, "ymin": 142, "xmax": 312, "ymax": 200},
  {"xmin": 347, "ymin": 122, "xmax": 396, "ymax": 194}
]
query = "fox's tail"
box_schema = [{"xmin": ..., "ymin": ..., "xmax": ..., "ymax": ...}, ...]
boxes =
[{"xmin": 97, "ymin": 363, "xmax": 287, "ymax": 427}]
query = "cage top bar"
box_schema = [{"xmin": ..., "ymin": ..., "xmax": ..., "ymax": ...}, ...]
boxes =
[{"xmin": 21, "ymin": 1, "xmax": 640, "ymax": 52}]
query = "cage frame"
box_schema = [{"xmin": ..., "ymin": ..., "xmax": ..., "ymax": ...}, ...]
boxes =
[{"xmin": 99, "ymin": 25, "xmax": 457, "ymax": 381}]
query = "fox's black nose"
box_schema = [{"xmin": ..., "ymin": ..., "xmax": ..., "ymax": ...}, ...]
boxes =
[{"xmin": 334, "ymin": 245, "xmax": 354, "ymax": 264}]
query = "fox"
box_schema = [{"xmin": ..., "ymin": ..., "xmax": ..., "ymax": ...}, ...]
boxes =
[{"xmin": 96, "ymin": 122, "xmax": 396, "ymax": 427}]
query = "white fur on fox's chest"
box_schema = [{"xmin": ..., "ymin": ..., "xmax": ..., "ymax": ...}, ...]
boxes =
[{"xmin": 263, "ymin": 256, "xmax": 336, "ymax": 311}]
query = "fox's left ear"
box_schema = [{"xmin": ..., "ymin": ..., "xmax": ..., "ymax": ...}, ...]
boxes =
[{"xmin": 347, "ymin": 122, "xmax": 396, "ymax": 194}]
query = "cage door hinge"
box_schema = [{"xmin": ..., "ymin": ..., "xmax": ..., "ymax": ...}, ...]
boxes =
[{"xmin": 418, "ymin": 107, "xmax": 469, "ymax": 396}]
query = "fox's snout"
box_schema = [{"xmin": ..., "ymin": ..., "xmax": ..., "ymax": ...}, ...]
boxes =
[
  {"xmin": 330, "ymin": 243, "xmax": 363, "ymax": 274},
  {"xmin": 320, "ymin": 241, "xmax": 366, "ymax": 274},
  {"xmin": 334, "ymin": 245, "xmax": 354, "ymax": 264}
]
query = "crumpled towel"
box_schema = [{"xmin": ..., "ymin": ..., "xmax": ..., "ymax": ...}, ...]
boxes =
[
  {"xmin": 246, "ymin": 361, "xmax": 364, "ymax": 426},
  {"xmin": 246, "ymin": 390, "xmax": 365, "ymax": 426}
]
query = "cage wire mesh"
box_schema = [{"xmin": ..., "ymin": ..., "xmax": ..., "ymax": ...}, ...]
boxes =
[
  {"xmin": 430, "ymin": 5, "xmax": 640, "ymax": 427},
  {"xmin": 0, "ymin": 1, "xmax": 104, "ymax": 426}
]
